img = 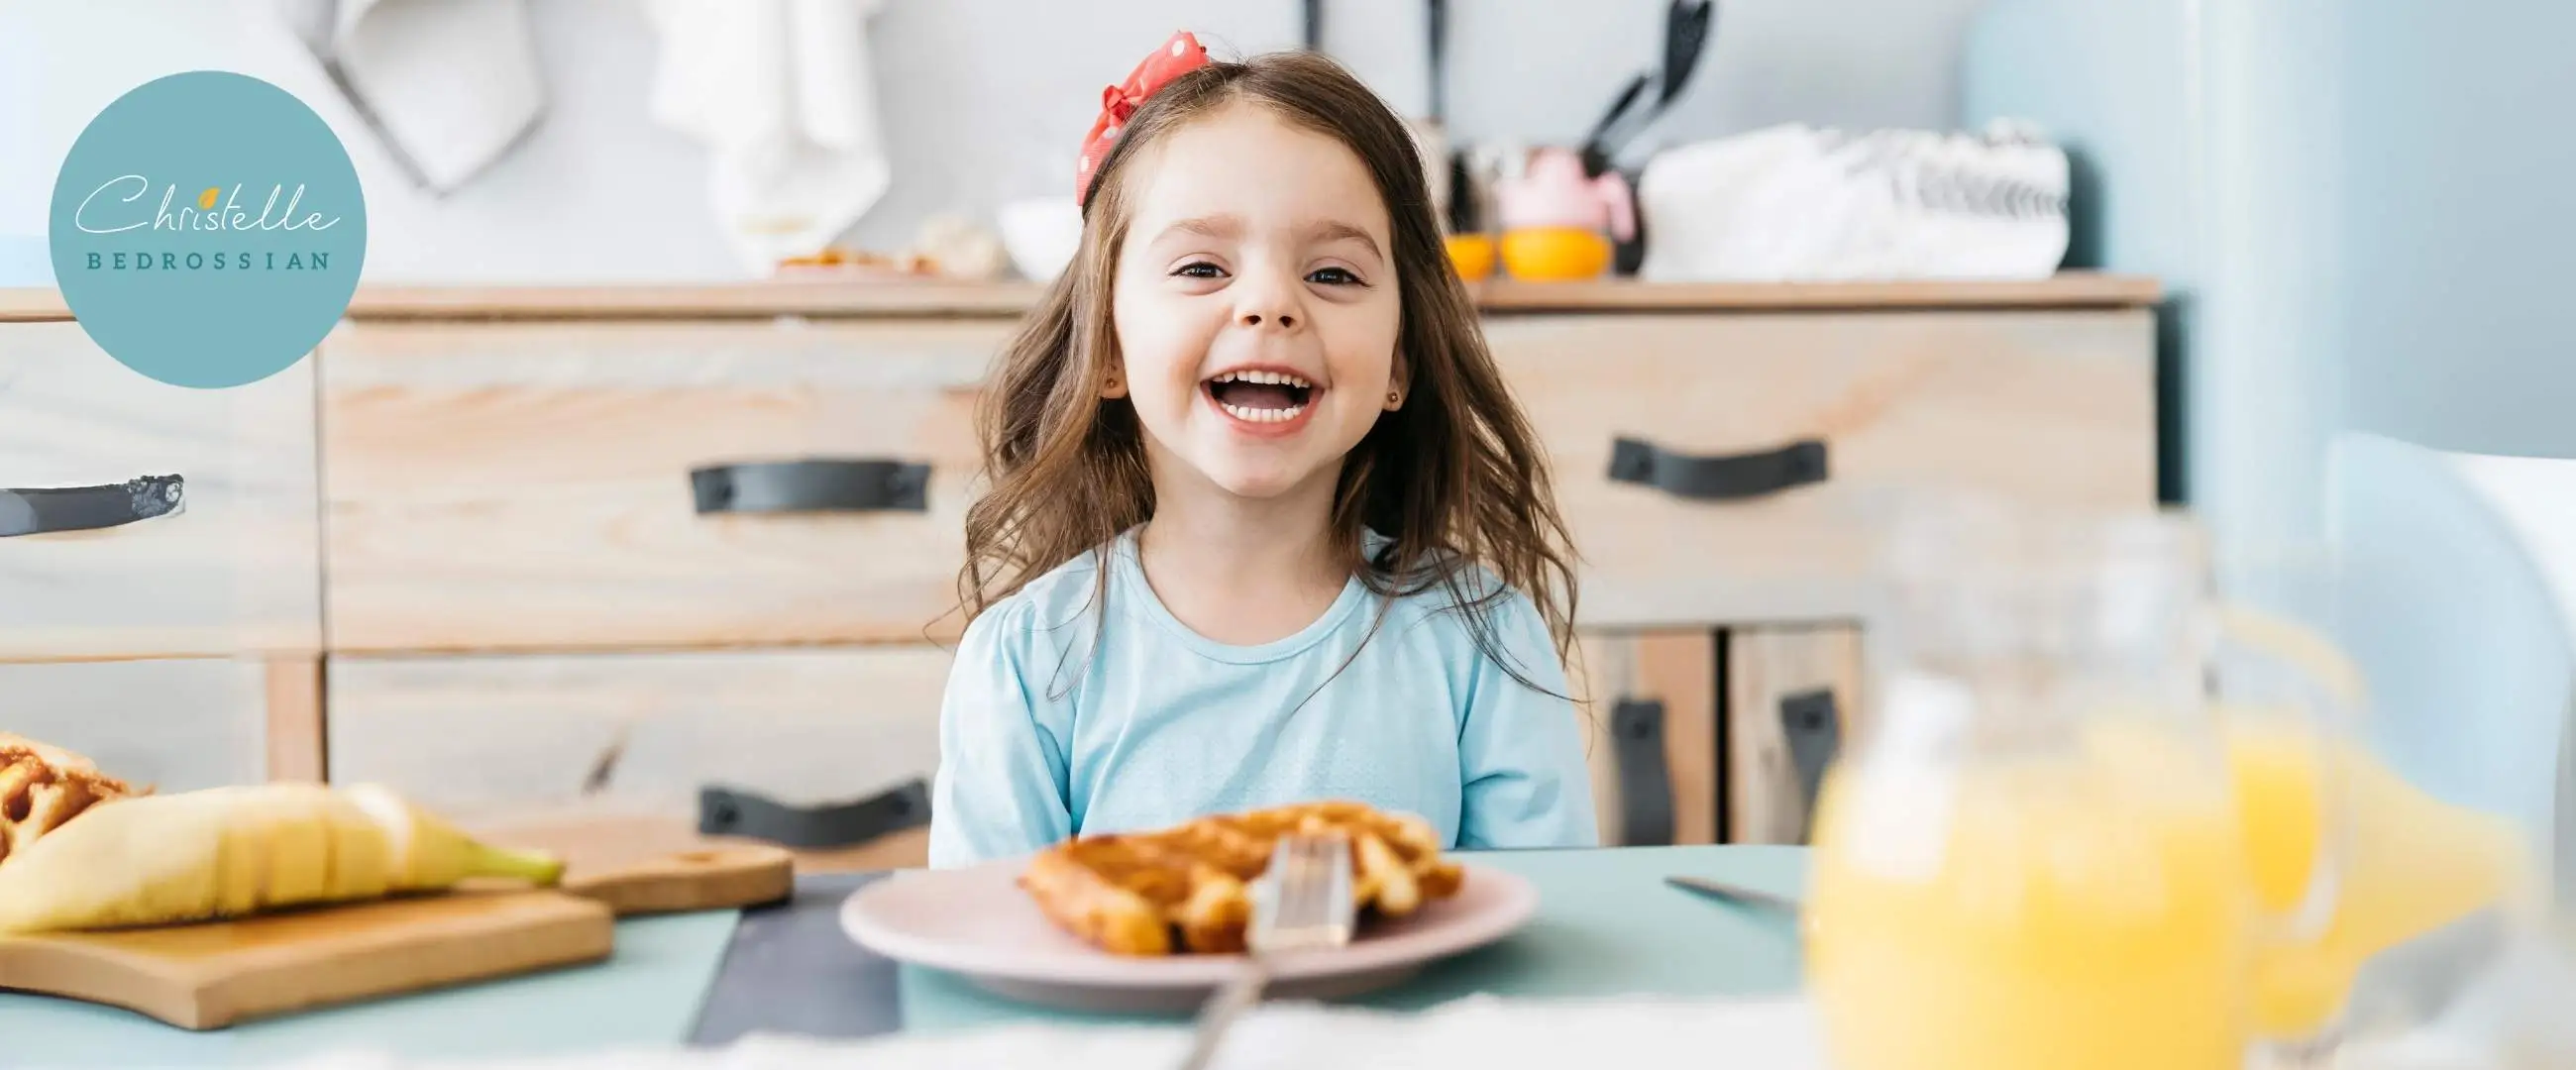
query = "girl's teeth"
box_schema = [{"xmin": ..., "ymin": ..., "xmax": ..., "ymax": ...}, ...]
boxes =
[
  {"xmin": 1214, "ymin": 371, "xmax": 1313, "ymax": 388},
  {"xmin": 1221, "ymin": 401, "xmax": 1306, "ymax": 424}
]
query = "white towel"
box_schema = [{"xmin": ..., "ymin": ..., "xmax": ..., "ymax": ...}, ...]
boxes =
[
  {"xmin": 275, "ymin": 0, "xmax": 547, "ymax": 196},
  {"xmin": 642, "ymin": 0, "xmax": 893, "ymax": 274},
  {"xmin": 1636, "ymin": 120, "xmax": 2072, "ymax": 282}
]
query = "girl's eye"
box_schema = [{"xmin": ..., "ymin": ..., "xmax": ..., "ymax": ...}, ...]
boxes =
[
  {"xmin": 1173, "ymin": 261, "xmax": 1226, "ymax": 278},
  {"xmin": 1307, "ymin": 267, "xmax": 1362, "ymax": 286}
]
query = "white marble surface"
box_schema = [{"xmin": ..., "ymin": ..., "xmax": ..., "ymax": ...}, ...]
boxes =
[
  {"xmin": 257, "ymin": 995, "xmax": 1827, "ymax": 1070},
  {"xmin": 240, "ymin": 972, "xmax": 2576, "ymax": 1070}
]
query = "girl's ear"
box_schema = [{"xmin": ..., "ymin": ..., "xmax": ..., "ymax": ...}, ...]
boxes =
[
  {"xmin": 1384, "ymin": 354, "xmax": 1408, "ymax": 411},
  {"xmin": 1101, "ymin": 359, "xmax": 1129, "ymax": 399}
]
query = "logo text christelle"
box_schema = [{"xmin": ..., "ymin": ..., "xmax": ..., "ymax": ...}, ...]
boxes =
[{"xmin": 72, "ymin": 175, "xmax": 343, "ymax": 272}]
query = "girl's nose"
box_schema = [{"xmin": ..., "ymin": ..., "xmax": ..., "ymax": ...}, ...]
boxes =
[{"xmin": 1232, "ymin": 267, "xmax": 1304, "ymax": 331}]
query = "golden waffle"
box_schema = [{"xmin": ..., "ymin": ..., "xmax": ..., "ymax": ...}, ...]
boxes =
[
  {"xmin": 1018, "ymin": 800, "xmax": 1466, "ymax": 956},
  {"xmin": 0, "ymin": 733, "xmax": 140, "ymax": 867}
]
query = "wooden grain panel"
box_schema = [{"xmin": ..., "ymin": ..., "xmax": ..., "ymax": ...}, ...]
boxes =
[
  {"xmin": 0, "ymin": 323, "xmax": 321, "ymax": 661},
  {"xmin": 1491, "ymin": 309, "xmax": 2158, "ymax": 630},
  {"xmin": 325, "ymin": 646, "xmax": 952, "ymax": 831},
  {"xmin": 0, "ymin": 658, "xmax": 268, "ymax": 792},
  {"xmin": 264, "ymin": 656, "xmax": 326, "ymax": 783},
  {"xmin": 0, "ymin": 891, "xmax": 613, "ymax": 1030},
  {"xmin": 1468, "ymin": 273, "xmax": 2160, "ymax": 312},
  {"xmin": 318, "ymin": 319, "xmax": 1011, "ymax": 653},
  {"xmin": 1726, "ymin": 623, "xmax": 1866, "ymax": 845},
  {"xmin": 1572, "ymin": 629, "xmax": 1720, "ymax": 847},
  {"xmin": 471, "ymin": 809, "xmax": 927, "ymax": 877},
  {"xmin": 1637, "ymin": 632, "xmax": 1720, "ymax": 845},
  {"xmin": 461, "ymin": 815, "xmax": 798, "ymax": 914}
]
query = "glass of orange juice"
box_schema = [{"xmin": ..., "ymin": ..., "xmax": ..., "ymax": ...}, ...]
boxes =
[{"xmin": 1806, "ymin": 502, "xmax": 2354, "ymax": 1070}]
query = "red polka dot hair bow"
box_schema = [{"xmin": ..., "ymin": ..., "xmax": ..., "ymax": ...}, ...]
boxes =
[{"xmin": 1077, "ymin": 31, "xmax": 1213, "ymax": 207}]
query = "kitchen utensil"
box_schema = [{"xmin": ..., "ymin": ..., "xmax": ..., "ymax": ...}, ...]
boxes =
[
  {"xmin": 1577, "ymin": 0, "xmax": 1715, "ymax": 177},
  {"xmin": 1178, "ymin": 832, "xmax": 1357, "ymax": 1070},
  {"xmin": 1659, "ymin": 0, "xmax": 1715, "ymax": 109},
  {"xmin": 1577, "ymin": 0, "xmax": 1715, "ymax": 273},
  {"xmin": 838, "ymin": 855, "xmax": 1539, "ymax": 1015},
  {"xmin": 1666, "ymin": 875, "xmax": 1800, "ymax": 914}
]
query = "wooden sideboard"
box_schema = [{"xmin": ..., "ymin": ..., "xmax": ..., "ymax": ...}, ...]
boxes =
[{"xmin": 0, "ymin": 274, "xmax": 2162, "ymax": 865}]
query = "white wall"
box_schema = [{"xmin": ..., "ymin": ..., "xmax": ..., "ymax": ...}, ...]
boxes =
[{"xmin": 0, "ymin": 0, "xmax": 1989, "ymax": 284}]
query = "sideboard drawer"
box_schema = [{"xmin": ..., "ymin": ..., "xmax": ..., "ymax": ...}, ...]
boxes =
[
  {"xmin": 319, "ymin": 320, "xmax": 1010, "ymax": 653},
  {"xmin": 324, "ymin": 645, "xmax": 952, "ymax": 831},
  {"xmin": 1573, "ymin": 629, "xmax": 1719, "ymax": 849},
  {"xmin": 1, "ymin": 657, "xmax": 268, "ymax": 792},
  {"xmin": 0, "ymin": 323, "xmax": 320, "ymax": 660},
  {"xmin": 1489, "ymin": 309, "xmax": 2157, "ymax": 628}
]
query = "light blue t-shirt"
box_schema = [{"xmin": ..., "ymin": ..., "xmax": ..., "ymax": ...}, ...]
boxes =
[{"xmin": 925, "ymin": 527, "xmax": 1600, "ymax": 867}]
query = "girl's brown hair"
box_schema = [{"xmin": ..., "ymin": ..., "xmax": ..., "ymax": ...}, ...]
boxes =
[{"xmin": 954, "ymin": 48, "xmax": 1580, "ymax": 694}]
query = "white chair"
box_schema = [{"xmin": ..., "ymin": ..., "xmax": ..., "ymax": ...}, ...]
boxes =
[{"xmin": 2324, "ymin": 431, "xmax": 2576, "ymax": 905}]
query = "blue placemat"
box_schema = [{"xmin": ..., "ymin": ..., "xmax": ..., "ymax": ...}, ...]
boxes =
[
  {"xmin": 897, "ymin": 845, "xmax": 1810, "ymax": 1032},
  {"xmin": 0, "ymin": 910, "xmax": 743, "ymax": 1068},
  {"xmin": 691, "ymin": 872, "xmax": 901, "ymax": 1045}
]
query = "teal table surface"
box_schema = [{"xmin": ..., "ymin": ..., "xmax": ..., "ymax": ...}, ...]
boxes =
[
  {"xmin": 901, "ymin": 845, "xmax": 1811, "ymax": 1032},
  {"xmin": 0, "ymin": 845, "xmax": 1810, "ymax": 1066},
  {"xmin": 0, "ymin": 910, "xmax": 743, "ymax": 1069}
]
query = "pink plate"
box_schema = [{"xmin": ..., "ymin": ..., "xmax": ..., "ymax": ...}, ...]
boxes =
[{"xmin": 838, "ymin": 857, "xmax": 1539, "ymax": 1014}]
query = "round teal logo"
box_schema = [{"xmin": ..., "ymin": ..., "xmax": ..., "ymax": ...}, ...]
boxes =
[{"xmin": 50, "ymin": 71, "xmax": 366, "ymax": 389}]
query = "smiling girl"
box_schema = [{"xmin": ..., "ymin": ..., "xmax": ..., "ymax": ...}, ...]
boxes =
[{"xmin": 926, "ymin": 34, "xmax": 1597, "ymax": 866}]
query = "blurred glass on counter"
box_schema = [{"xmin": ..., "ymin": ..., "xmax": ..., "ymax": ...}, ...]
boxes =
[{"xmin": 1803, "ymin": 496, "xmax": 2541, "ymax": 1070}]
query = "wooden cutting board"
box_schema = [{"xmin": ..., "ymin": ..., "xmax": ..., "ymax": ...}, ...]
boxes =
[
  {"xmin": 476, "ymin": 812, "xmax": 797, "ymax": 916},
  {"xmin": 0, "ymin": 889, "xmax": 616, "ymax": 1030},
  {"xmin": 0, "ymin": 832, "xmax": 795, "ymax": 1030}
]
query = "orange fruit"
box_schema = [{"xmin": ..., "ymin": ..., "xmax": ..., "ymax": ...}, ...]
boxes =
[
  {"xmin": 1500, "ymin": 227, "xmax": 1614, "ymax": 280},
  {"xmin": 1445, "ymin": 234, "xmax": 1496, "ymax": 280}
]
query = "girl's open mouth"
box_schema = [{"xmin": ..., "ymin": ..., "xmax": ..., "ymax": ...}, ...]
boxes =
[{"xmin": 1203, "ymin": 370, "xmax": 1316, "ymax": 427}]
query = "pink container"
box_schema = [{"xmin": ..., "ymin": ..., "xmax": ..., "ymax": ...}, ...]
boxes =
[{"xmin": 1491, "ymin": 147, "xmax": 1636, "ymax": 242}]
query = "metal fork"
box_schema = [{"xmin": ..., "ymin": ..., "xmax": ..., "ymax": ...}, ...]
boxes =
[{"xmin": 1175, "ymin": 832, "xmax": 1355, "ymax": 1070}]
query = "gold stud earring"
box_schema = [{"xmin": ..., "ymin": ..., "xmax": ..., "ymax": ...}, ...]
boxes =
[{"xmin": 1387, "ymin": 389, "xmax": 1401, "ymax": 405}]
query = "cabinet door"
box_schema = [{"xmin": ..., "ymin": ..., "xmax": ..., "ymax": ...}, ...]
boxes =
[
  {"xmin": 0, "ymin": 658, "xmax": 270, "ymax": 792},
  {"xmin": 1725, "ymin": 623, "xmax": 1867, "ymax": 844},
  {"xmin": 1575, "ymin": 629, "xmax": 1721, "ymax": 847},
  {"xmin": 0, "ymin": 322, "xmax": 320, "ymax": 660},
  {"xmin": 319, "ymin": 319, "xmax": 1009, "ymax": 654},
  {"xmin": 325, "ymin": 645, "xmax": 953, "ymax": 869},
  {"xmin": 1488, "ymin": 309, "xmax": 2156, "ymax": 631}
]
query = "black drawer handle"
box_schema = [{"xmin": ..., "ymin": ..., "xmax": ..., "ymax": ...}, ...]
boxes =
[
  {"xmin": 1608, "ymin": 437, "xmax": 1827, "ymax": 501},
  {"xmin": 690, "ymin": 460, "xmax": 929, "ymax": 515},
  {"xmin": 1779, "ymin": 689, "xmax": 1842, "ymax": 843},
  {"xmin": 698, "ymin": 779, "xmax": 931, "ymax": 849},
  {"xmin": 0, "ymin": 475, "xmax": 184, "ymax": 538},
  {"xmin": 1611, "ymin": 698, "xmax": 1676, "ymax": 847}
]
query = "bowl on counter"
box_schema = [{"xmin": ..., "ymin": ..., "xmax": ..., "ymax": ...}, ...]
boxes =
[{"xmin": 997, "ymin": 197, "xmax": 1082, "ymax": 283}]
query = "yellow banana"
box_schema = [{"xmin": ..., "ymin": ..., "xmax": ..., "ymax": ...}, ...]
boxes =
[{"xmin": 0, "ymin": 782, "xmax": 564, "ymax": 934}]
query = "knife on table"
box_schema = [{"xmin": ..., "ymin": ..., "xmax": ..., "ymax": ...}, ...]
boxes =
[{"xmin": 1666, "ymin": 875, "xmax": 1801, "ymax": 914}]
